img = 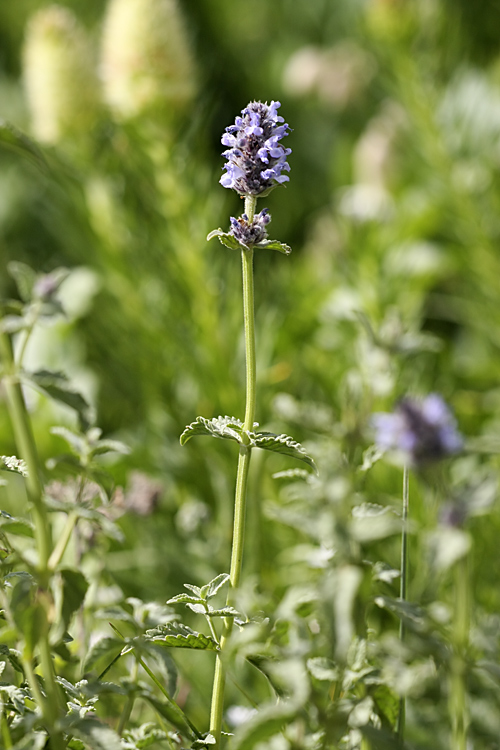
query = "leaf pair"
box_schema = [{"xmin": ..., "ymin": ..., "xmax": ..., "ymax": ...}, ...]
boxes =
[
  {"xmin": 180, "ymin": 416, "xmax": 317, "ymax": 472},
  {"xmin": 207, "ymin": 229, "xmax": 291, "ymax": 255}
]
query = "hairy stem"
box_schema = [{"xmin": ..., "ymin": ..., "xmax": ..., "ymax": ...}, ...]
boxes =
[
  {"xmin": 396, "ymin": 465, "xmax": 409, "ymax": 746},
  {"xmin": 209, "ymin": 195, "xmax": 258, "ymax": 747}
]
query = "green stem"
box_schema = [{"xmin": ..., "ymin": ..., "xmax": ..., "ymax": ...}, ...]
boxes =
[
  {"xmin": 450, "ymin": 553, "xmax": 469, "ymax": 750},
  {"xmin": 209, "ymin": 195, "xmax": 258, "ymax": 748},
  {"xmin": 0, "ymin": 333, "xmax": 52, "ymax": 580},
  {"xmin": 396, "ymin": 465, "xmax": 409, "ymax": 747},
  {"xmin": 0, "ymin": 333, "xmax": 64, "ymax": 748},
  {"xmin": 48, "ymin": 511, "xmax": 78, "ymax": 572}
]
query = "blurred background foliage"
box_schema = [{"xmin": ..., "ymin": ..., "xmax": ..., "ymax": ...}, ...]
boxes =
[{"xmin": 1, "ymin": 0, "xmax": 500, "ymax": 746}]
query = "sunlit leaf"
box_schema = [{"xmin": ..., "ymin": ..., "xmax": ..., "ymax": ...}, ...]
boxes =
[{"xmin": 145, "ymin": 623, "xmax": 218, "ymax": 651}]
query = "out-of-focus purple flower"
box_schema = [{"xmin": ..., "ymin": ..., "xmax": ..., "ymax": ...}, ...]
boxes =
[
  {"xmin": 372, "ymin": 394, "xmax": 463, "ymax": 467},
  {"xmin": 220, "ymin": 101, "xmax": 291, "ymax": 196},
  {"xmin": 229, "ymin": 208, "xmax": 271, "ymax": 247}
]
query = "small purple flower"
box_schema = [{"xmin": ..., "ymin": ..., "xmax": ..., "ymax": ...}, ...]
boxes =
[
  {"xmin": 372, "ymin": 394, "xmax": 463, "ymax": 467},
  {"xmin": 228, "ymin": 208, "xmax": 271, "ymax": 247},
  {"xmin": 220, "ymin": 101, "xmax": 291, "ymax": 196}
]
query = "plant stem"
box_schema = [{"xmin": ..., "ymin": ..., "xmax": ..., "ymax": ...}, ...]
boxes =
[
  {"xmin": 48, "ymin": 511, "xmax": 78, "ymax": 572},
  {"xmin": 450, "ymin": 553, "xmax": 469, "ymax": 750},
  {"xmin": 0, "ymin": 332, "xmax": 64, "ymax": 748},
  {"xmin": 396, "ymin": 465, "xmax": 409, "ymax": 747},
  {"xmin": 209, "ymin": 194, "xmax": 258, "ymax": 747},
  {"xmin": 0, "ymin": 333, "xmax": 52, "ymax": 580}
]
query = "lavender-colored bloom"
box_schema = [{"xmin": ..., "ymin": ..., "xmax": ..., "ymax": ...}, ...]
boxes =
[
  {"xmin": 372, "ymin": 394, "xmax": 463, "ymax": 467},
  {"xmin": 229, "ymin": 208, "xmax": 271, "ymax": 247},
  {"xmin": 220, "ymin": 101, "xmax": 291, "ymax": 195}
]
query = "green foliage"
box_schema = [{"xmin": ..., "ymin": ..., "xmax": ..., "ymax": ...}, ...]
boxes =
[{"xmin": 181, "ymin": 416, "xmax": 316, "ymax": 471}]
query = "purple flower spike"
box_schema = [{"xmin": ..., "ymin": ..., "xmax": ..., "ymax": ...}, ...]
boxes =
[
  {"xmin": 220, "ymin": 101, "xmax": 291, "ymax": 196},
  {"xmin": 372, "ymin": 394, "xmax": 463, "ymax": 467},
  {"xmin": 229, "ymin": 208, "xmax": 272, "ymax": 247}
]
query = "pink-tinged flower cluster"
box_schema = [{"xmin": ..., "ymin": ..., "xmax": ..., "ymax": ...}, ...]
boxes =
[{"xmin": 220, "ymin": 101, "xmax": 291, "ymax": 196}]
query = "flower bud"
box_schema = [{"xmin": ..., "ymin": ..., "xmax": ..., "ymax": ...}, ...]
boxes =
[
  {"xmin": 100, "ymin": 0, "xmax": 196, "ymax": 120},
  {"xmin": 23, "ymin": 5, "xmax": 100, "ymax": 145}
]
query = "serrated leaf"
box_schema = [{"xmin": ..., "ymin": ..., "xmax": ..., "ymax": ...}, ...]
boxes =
[
  {"xmin": 0, "ymin": 119, "xmax": 48, "ymax": 173},
  {"xmin": 192, "ymin": 734, "xmax": 217, "ymax": 748},
  {"xmin": 1, "ymin": 456, "xmax": 28, "ymax": 477},
  {"xmin": 91, "ymin": 439, "xmax": 131, "ymax": 457},
  {"xmin": 183, "ymin": 583, "xmax": 202, "ymax": 596},
  {"xmin": 207, "ymin": 229, "xmax": 243, "ymax": 251},
  {"xmin": 204, "ymin": 606, "xmax": 240, "ymax": 618},
  {"xmin": 205, "ymin": 573, "xmax": 230, "ymax": 600},
  {"xmin": 254, "ymin": 239, "xmax": 292, "ymax": 255},
  {"xmin": 22, "ymin": 370, "xmax": 91, "ymax": 429},
  {"xmin": 167, "ymin": 593, "xmax": 203, "ymax": 606},
  {"xmin": 180, "ymin": 416, "xmax": 246, "ymax": 446},
  {"xmin": 180, "ymin": 419, "xmax": 315, "ymax": 471},
  {"xmin": 146, "ymin": 623, "xmax": 218, "ymax": 651},
  {"xmin": 250, "ymin": 432, "xmax": 317, "ymax": 472}
]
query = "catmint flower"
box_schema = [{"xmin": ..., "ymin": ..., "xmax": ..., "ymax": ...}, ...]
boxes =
[
  {"xmin": 229, "ymin": 208, "xmax": 271, "ymax": 247},
  {"xmin": 220, "ymin": 101, "xmax": 291, "ymax": 195},
  {"xmin": 372, "ymin": 394, "xmax": 463, "ymax": 467}
]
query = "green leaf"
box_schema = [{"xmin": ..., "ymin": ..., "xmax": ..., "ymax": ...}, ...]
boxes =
[
  {"xmin": 180, "ymin": 416, "xmax": 246, "ymax": 446},
  {"xmin": 251, "ymin": 432, "xmax": 317, "ymax": 472},
  {"xmin": 202, "ymin": 606, "xmax": 241, "ymax": 618},
  {"xmin": 145, "ymin": 623, "xmax": 218, "ymax": 651},
  {"xmin": 0, "ymin": 119, "xmax": 48, "ymax": 173},
  {"xmin": 192, "ymin": 734, "xmax": 217, "ymax": 748},
  {"xmin": 205, "ymin": 573, "xmax": 230, "ymax": 600},
  {"xmin": 0, "ymin": 511, "xmax": 34, "ymax": 538},
  {"xmin": 21, "ymin": 370, "xmax": 91, "ymax": 429},
  {"xmin": 129, "ymin": 637, "xmax": 178, "ymax": 697},
  {"xmin": 54, "ymin": 569, "xmax": 89, "ymax": 642},
  {"xmin": 207, "ymin": 229, "xmax": 244, "ymax": 251},
  {"xmin": 307, "ymin": 657, "xmax": 339, "ymax": 681},
  {"xmin": 254, "ymin": 238, "xmax": 292, "ymax": 255},
  {"xmin": 0, "ymin": 456, "xmax": 28, "ymax": 477},
  {"xmin": 122, "ymin": 723, "xmax": 173, "ymax": 749},
  {"xmin": 207, "ymin": 229, "xmax": 292, "ymax": 255},
  {"xmin": 7, "ymin": 262, "xmax": 36, "ymax": 302},
  {"xmin": 141, "ymin": 693, "xmax": 199, "ymax": 741},
  {"xmin": 167, "ymin": 593, "xmax": 203, "ymax": 606},
  {"xmin": 374, "ymin": 596, "xmax": 428, "ymax": 629},
  {"xmin": 180, "ymin": 418, "xmax": 316, "ymax": 471},
  {"xmin": 64, "ymin": 717, "xmax": 122, "ymax": 750}
]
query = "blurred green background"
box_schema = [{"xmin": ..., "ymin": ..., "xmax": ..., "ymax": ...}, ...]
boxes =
[{"xmin": 2, "ymin": 0, "xmax": 500, "ymax": 742}]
